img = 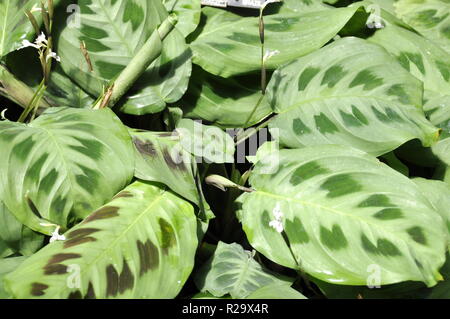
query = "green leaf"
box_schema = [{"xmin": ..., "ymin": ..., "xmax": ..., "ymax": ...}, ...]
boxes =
[
  {"xmin": 130, "ymin": 128, "xmax": 214, "ymax": 224},
  {"xmin": 131, "ymin": 129, "xmax": 201, "ymax": 207},
  {"xmin": 190, "ymin": 6, "xmax": 358, "ymax": 77},
  {"xmin": 182, "ymin": 66, "xmax": 271, "ymax": 128},
  {"xmin": 395, "ymin": 0, "xmax": 450, "ymax": 54},
  {"xmin": 424, "ymin": 95, "xmax": 450, "ymax": 164},
  {"xmin": 352, "ymin": 0, "xmax": 413, "ymax": 30},
  {"xmin": 0, "ymin": 107, "xmax": 135, "ymax": 234},
  {"xmin": 0, "ymin": 257, "xmax": 27, "ymax": 298},
  {"xmin": 413, "ymin": 178, "xmax": 450, "ymax": 248},
  {"xmin": 379, "ymin": 152, "xmax": 409, "ymax": 176},
  {"xmin": 195, "ymin": 241, "xmax": 293, "ymax": 298},
  {"xmin": 57, "ymin": 0, "xmax": 191, "ymax": 114},
  {"xmin": 176, "ymin": 119, "xmax": 235, "ymax": 164},
  {"xmin": 5, "ymin": 49, "xmax": 96, "ymax": 109},
  {"xmin": 0, "ymin": 201, "xmax": 44, "ymax": 256},
  {"xmin": 267, "ymin": 37, "xmax": 438, "ymax": 156},
  {"xmin": 370, "ymin": 25, "xmax": 450, "ymax": 99},
  {"xmin": 280, "ymin": 0, "xmax": 333, "ymax": 13},
  {"xmin": 314, "ymin": 253, "xmax": 450, "ymax": 299},
  {"xmin": 4, "ymin": 181, "xmax": 199, "ymax": 299},
  {"xmin": 0, "ymin": 240, "xmax": 13, "ymax": 258},
  {"xmin": 0, "ymin": 0, "xmax": 37, "ymax": 58},
  {"xmin": 246, "ymin": 283, "xmax": 307, "ymax": 299},
  {"xmin": 237, "ymin": 144, "xmax": 447, "ymax": 286},
  {"xmin": 163, "ymin": 0, "xmax": 201, "ymax": 37}
]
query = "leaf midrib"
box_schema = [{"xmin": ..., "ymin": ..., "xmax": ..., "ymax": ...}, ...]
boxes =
[
  {"xmin": 96, "ymin": 1, "xmax": 134, "ymax": 56},
  {"xmin": 254, "ymin": 189, "xmax": 425, "ymax": 254},
  {"xmin": 0, "ymin": 0, "xmax": 11, "ymax": 58},
  {"xmin": 59, "ymin": 190, "xmax": 167, "ymax": 297},
  {"xmin": 276, "ymin": 94, "xmax": 420, "ymax": 115}
]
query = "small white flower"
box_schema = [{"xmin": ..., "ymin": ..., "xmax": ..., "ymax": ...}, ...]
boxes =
[
  {"xmin": 18, "ymin": 39, "xmax": 40, "ymax": 50},
  {"xmin": 269, "ymin": 203, "xmax": 284, "ymax": 233},
  {"xmin": 49, "ymin": 226, "xmax": 66, "ymax": 242},
  {"xmin": 35, "ymin": 32, "xmax": 48, "ymax": 47},
  {"xmin": 17, "ymin": 32, "xmax": 48, "ymax": 51},
  {"xmin": 263, "ymin": 49, "xmax": 280, "ymax": 63},
  {"xmin": 46, "ymin": 51, "xmax": 61, "ymax": 62}
]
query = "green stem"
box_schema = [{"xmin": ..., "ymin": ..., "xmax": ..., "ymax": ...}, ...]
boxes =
[
  {"xmin": 17, "ymin": 78, "xmax": 46, "ymax": 123},
  {"xmin": 93, "ymin": 14, "xmax": 178, "ymax": 109},
  {"xmin": 0, "ymin": 65, "xmax": 50, "ymax": 111},
  {"xmin": 235, "ymin": 116, "xmax": 271, "ymax": 146}
]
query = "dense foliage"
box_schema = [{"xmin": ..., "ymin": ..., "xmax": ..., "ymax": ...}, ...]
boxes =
[{"xmin": 0, "ymin": 0, "xmax": 449, "ymax": 299}]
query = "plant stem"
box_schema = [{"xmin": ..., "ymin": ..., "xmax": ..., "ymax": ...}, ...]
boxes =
[
  {"xmin": 0, "ymin": 65, "xmax": 51, "ymax": 111},
  {"xmin": 93, "ymin": 14, "xmax": 178, "ymax": 109},
  {"xmin": 18, "ymin": 79, "xmax": 47, "ymax": 123},
  {"xmin": 235, "ymin": 116, "xmax": 272, "ymax": 146}
]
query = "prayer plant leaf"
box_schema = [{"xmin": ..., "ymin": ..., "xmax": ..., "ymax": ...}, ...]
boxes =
[
  {"xmin": 0, "ymin": 256, "xmax": 27, "ymax": 298},
  {"xmin": 236, "ymin": 145, "xmax": 447, "ymax": 287},
  {"xmin": 189, "ymin": 6, "xmax": 358, "ymax": 77},
  {"xmin": 0, "ymin": 107, "xmax": 135, "ymax": 235},
  {"xmin": 314, "ymin": 253, "xmax": 450, "ymax": 299},
  {"xmin": 3, "ymin": 181, "xmax": 199, "ymax": 299},
  {"xmin": 424, "ymin": 95, "xmax": 450, "ymax": 165},
  {"xmin": 413, "ymin": 178, "xmax": 450, "ymax": 248},
  {"xmin": 195, "ymin": 241, "xmax": 293, "ymax": 299},
  {"xmin": 245, "ymin": 283, "xmax": 307, "ymax": 299},
  {"xmin": 0, "ymin": 0, "xmax": 38, "ymax": 58},
  {"xmin": 267, "ymin": 37, "xmax": 439, "ymax": 157},
  {"xmin": 176, "ymin": 118, "xmax": 235, "ymax": 164},
  {"xmin": 369, "ymin": 25, "xmax": 450, "ymax": 100},
  {"xmin": 181, "ymin": 66, "xmax": 272, "ymax": 128},
  {"xmin": 162, "ymin": 0, "xmax": 201, "ymax": 37},
  {"xmin": 131, "ymin": 129, "xmax": 201, "ymax": 207},
  {"xmin": 130, "ymin": 128, "xmax": 214, "ymax": 223},
  {"xmin": 395, "ymin": 0, "xmax": 450, "ymax": 54},
  {"xmin": 0, "ymin": 201, "xmax": 44, "ymax": 256},
  {"xmin": 57, "ymin": 0, "xmax": 191, "ymax": 115}
]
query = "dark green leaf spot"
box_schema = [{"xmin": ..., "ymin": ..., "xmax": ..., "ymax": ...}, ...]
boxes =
[
  {"xmin": 298, "ymin": 67, "xmax": 320, "ymax": 91},
  {"xmin": 349, "ymin": 69, "xmax": 384, "ymax": 91},
  {"xmin": 290, "ymin": 161, "xmax": 330, "ymax": 185},
  {"xmin": 321, "ymin": 65, "xmax": 348, "ymax": 88},
  {"xmin": 320, "ymin": 225, "xmax": 348, "ymax": 250},
  {"xmin": 321, "ymin": 174, "xmax": 362, "ymax": 198}
]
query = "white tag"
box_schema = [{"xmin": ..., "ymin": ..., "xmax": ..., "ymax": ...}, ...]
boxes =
[
  {"xmin": 201, "ymin": 0, "xmax": 264, "ymax": 9},
  {"xmin": 201, "ymin": 0, "xmax": 228, "ymax": 7},
  {"xmin": 228, "ymin": 0, "xmax": 264, "ymax": 8},
  {"xmin": 241, "ymin": 0, "xmax": 265, "ymax": 8}
]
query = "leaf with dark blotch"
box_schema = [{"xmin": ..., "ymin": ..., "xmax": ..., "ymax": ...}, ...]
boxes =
[
  {"xmin": 4, "ymin": 182, "xmax": 198, "ymax": 299},
  {"xmin": 237, "ymin": 145, "xmax": 447, "ymax": 286}
]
